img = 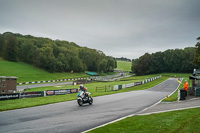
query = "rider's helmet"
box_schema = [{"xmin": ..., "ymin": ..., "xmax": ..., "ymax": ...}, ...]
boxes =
[{"xmin": 80, "ymin": 84, "xmax": 84, "ymax": 91}]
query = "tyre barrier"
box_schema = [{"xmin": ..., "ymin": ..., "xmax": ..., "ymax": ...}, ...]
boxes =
[{"xmin": 98, "ymin": 75, "xmax": 162, "ymax": 91}]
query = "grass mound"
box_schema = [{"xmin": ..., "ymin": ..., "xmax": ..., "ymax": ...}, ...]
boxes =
[
  {"xmin": 116, "ymin": 60, "xmax": 132, "ymax": 71},
  {"xmin": 0, "ymin": 60, "xmax": 88, "ymax": 83}
]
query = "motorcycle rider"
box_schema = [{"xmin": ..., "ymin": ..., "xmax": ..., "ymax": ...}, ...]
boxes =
[
  {"xmin": 77, "ymin": 84, "xmax": 93, "ymax": 106},
  {"xmin": 79, "ymin": 84, "xmax": 85, "ymax": 91},
  {"xmin": 79, "ymin": 84, "xmax": 88, "ymax": 97}
]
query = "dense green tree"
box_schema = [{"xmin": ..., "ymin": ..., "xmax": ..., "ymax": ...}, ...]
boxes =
[
  {"xmin": 149, "ymin": 52, "xmax": 164, "ymax": 74},
  {"xmin": 193, "ymin": 37, "xmax": 200, "ymax": 68},
  {"xmin": 131, "ymin": 59, "xmax": 139, "ymax": 74},
  {"xmin": 78, "ymin": 48, "xmax": 95, "ymax": 71},
  {"xmin": 78, "ymin": 48, "xmax": 112, "ymax": 72},
  {"xmin": 2, "ymin": 34, "xmax": 18, "ymax": 61},
  {"xmin": 98, "ymin": 59, "xmax": 108, "ymax": 72},
  {"xmin": 32, "ymin": 47, "xmax": 42, "ymax": 67},
  {"xmin": 181, "ymin": 47, "xmax": 195, "ymax": 72},
  {"xmin": 131, "ymin": 53, "xmax": 151, "ymax": 75},
  {"xmin": 40, "ymin": 47, "xmax": 56, "ymax": 72},
  {"xmin": 137, "ymin": 53, "xmax": 151, "ymax": 75},
  {"xmin": 132, "ymin": 48, "xmax": 195, "ymax": 75},
  {"xmin": 56, "ymin": 53, "xmax": 71, "ymax": 72},
  {"xmin": 0, "ymin": 34, "xmax": 4, "ymax": 56},
  {"xmin": 107, "ymin": 56, "xmax": 116, "ymax": 71},
  {"xmin": 18, "ymin": 40, "xmax": 37, "ymax": 63},
  {"xmin": 163, "ymin": 49, "xmax": 174, "ymax": 72},
  {"xmin": 170, "ymin": 49, "xmax": 183, "ymax": 72},
  {"xmin": 69, "ymin": 56, "xmax": 84, "ymax": 72}
]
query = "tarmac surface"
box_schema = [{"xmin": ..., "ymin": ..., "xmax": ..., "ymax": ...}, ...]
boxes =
[
  {"xmin": 17, "ymin": 81, "xmax": 73, "ymax": 91},
  {"xmin": 1, "ymin": 78, "xmax": 194, "ymax": 133}
]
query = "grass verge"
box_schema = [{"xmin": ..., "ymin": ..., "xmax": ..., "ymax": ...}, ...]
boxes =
[
  {"xmin": 88, "ymin": 107, "xmax": 200, "ymax": 133},
  {"xmin": 0, "ymin": 60, "xmax": 89, "ymax": 83},
  {"xmin": 116, "ymin": 60, "xmax": 132, "ymax": 71}
]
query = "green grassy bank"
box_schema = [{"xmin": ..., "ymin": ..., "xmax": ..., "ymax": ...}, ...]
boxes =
[
  {"xmin": 0, "ymin": 60, "xmax": 89, "ymax": 83},
  {"xmin": 0, "ymin": 59, "xmax": 131, "ymax": 83},
  {"xmin": 89, "ymin": 107, "xmax": 200, "ymax": 133},
  {"xmin": 116, "ymin": 60, "xmax": 132, "ymax": 71}
]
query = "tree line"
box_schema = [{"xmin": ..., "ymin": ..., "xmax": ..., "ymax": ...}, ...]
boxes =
[
  {"xmin": 115, "ymin": 57, "xmax": 131, "ymax": 62},
  {"xmin": 132, "ymin": 45, "xmax": 199, "ymax": 75},
  {"xmin": 0, "ymin": 32, "xmax": 117, "ymax": 73}
]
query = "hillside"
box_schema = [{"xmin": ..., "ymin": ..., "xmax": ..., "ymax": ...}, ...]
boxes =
[
  {"xmin": 116, "ymin": 60, "xmax": 132, "ymax": 71},
  {"xmin": 0, "ymin": 59, "xmax": 89, "ymax": 83},
  {"xmin": 0, "ymin": 32, "xmax": 117, "ymax": 73}
]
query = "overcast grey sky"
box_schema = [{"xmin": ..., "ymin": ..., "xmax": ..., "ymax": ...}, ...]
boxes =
[{"xmin": 0, "ymin": 0, "xmax": 200, "ymax": 59}]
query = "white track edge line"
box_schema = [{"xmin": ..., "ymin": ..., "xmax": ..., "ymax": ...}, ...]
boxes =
[{"xmin": 136, "ymin": 106, "xmax": 200, "ymax": 116}]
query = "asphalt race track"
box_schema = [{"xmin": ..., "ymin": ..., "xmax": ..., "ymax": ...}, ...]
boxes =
[{"xmin": 0, "ymin": 78, "xmax": 179, "ymax": 133}]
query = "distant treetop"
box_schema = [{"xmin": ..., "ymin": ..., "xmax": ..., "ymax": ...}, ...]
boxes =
[{"xmin": 116, "ymin": 57, "xmax": 131, "ymax": 62}]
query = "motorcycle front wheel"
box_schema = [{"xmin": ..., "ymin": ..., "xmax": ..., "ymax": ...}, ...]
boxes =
[
  {"xmin": 89, "ymin": 97, "xmax": 93, "ymax": 105},
  {"xmin": 77, "ymin": 99, "xmax": 83, "ymax": 106}
]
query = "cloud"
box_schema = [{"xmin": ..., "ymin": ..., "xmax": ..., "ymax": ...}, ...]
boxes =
[{"xmin": 0, "ymin": 0, "xmax": 200, "ymax": 59}]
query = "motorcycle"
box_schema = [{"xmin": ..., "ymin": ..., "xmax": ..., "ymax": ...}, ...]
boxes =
[{"xmin": 77, "ymin": 90, "xmax": 93, "ymax": 106}]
